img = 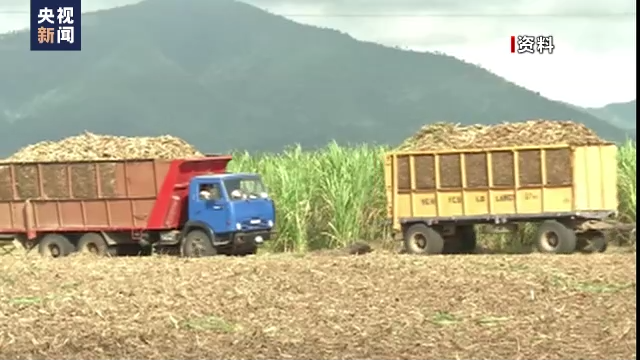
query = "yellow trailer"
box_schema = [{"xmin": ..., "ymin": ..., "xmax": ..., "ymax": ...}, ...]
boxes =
[{"xmin": 384, "ymin": 143, "xmax": 630, "ymax": 254}]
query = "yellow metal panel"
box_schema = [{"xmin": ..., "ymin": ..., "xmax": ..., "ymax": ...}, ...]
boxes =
[
  {"xmin": 384, "ymin": 154, "xmax": 393, "ymax": 218},
  {"xmin": 572, "ymin": 146, "xmax": 588, "ymax": 210},
  {"xmin": 463, "ymin": 190, "xmax": 490, "ymax": 215},
  {"xmin": 412, "ymin": 193, "xmax": 438, "ymax": 217},
  {"xmin": 434, "ymin": 155, "xmax": 441, "ymax": 217},
  {"xmin": 515, "ymin": 188, "xmax": 542, "ymax": 214},
  {"xmin": 586, "ymin": 146, "xmax": 603, "ymax": 209},
  {"xmin": 600, "ymin": 145, "xmax": 618, "ymax": 211},
  {"xmin": 409, "ymin": 155, "xmax": 417, "ymax": 216},
  {"xmin": 436, "ymin": 191, "xmax": 464, "ymax": 216},
  {"xmin": 385, "ymin": 154, "xmax": 402, "ymax": 232},
  {"xmin": 489, "ymin": 190, "xmax": 517, "ymax": 214},
  {"xmin": 572, "ymin": 144, "xmax": 618, "ymax": 211},
  {"xmin": 397, "ymin": 193, "xmax": 413, "ymax": 220},
  {"xmin": 542, "ymin": 188, "xmax": 573, "ymax": 212},
  {"xmin": 385, "ymin": 143, "xmax": 618, "ymax": 228}
]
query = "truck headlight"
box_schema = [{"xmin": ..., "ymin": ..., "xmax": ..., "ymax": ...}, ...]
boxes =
[
  {"xmin": 236, "ymin": 222, "xmax": 242, "ymax": 230},
  {"xmin": 267, "ymin": 220, "xmax": 274, "ymax": 227}
]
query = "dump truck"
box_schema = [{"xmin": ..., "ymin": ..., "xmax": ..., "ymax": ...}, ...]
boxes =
[
  {"xmin": 0, "ymin": 155, "xmax": 276, "ymax": 258},
  {"xmin": 384, "ymin": 143, "xmax": 634, "ymax": 254}
]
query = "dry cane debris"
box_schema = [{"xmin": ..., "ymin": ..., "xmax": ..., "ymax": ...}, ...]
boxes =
[
  {"xmin": 397, "ymin": 119, "xmax": 608, "ymax": 151},
  {"xmin": 0, "ymin": 132, "xmax": 203, "ymax": 200},
  {"xmin": 4, "ymin": 131, "xmax": 203, "ymax": 162},
  {"xmin": 0, "ymin": 254, "xmax": 635, "ymax": 359},
  {"xmin": 395, "ymin": 120, "xmax": 607, "ymax": 188}
]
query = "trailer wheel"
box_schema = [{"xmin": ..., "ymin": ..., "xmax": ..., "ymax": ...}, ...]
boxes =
[
  {"xmin": 403, "ymin": 223, "xmax": 444, "ymax": 255},
  {"xmin": 535, "ymin": 220, "xmax": 577, "ymax": 254},
  {"xmin": 181, "ymin": 229, "xmax": 217, "ymax": 257},
  {"xmin": 38, "ymin": 234, "xmax": 74, "ymax": 258},
  {"xmin": 577, "ymin": 230, "xmax": 607, "ymax": 253},
  {"xmin": 77, "ymin": 233, "xmax": 110, "ymax": 256}
]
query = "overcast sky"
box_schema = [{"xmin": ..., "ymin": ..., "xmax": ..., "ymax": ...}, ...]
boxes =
[{"xmin": 0, "ymin": 0, "xmax": 635, "ymax": 107}]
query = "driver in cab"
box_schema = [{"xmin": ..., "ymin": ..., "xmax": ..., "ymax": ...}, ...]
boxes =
[
  {"xmin": 199, "ymin": 185, "xmax": 217, "ymax": 200},
  {"xmin": 225, "ymin": 179, "xmax": 245, "ymax": 199}
]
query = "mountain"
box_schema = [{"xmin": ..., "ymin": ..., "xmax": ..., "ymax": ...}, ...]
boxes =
[
  {"xmin": 586, "ymin": 100, "xmax": 636, "ymax": 130},
  {"xmin": 0, "ymin": 0, "xmax": 633, "ymax": 156}
]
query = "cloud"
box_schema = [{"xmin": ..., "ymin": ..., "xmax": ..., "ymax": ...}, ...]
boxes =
[
  {"xmin": 253, "ymin": 0, "xmax": 635, "ymax": 106},
  {"xmin": 259, "ymin": 0, "xmax": 635, "ymax": 12},
  {"xmin": 257, "ymin": 0, "xmax": 635, "ymax": 52},
  {"xmin": 0, "ymin": 0, "xmax": 635, "ymax": 106},
  {"xmin": 2, "ymin": 0, "xmax": 634, "ymax": 51}
]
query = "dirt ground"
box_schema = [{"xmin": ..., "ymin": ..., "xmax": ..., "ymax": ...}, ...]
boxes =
[{"xmin": 0, "ymin": 252, "xmax": 636, "ymax": 359}]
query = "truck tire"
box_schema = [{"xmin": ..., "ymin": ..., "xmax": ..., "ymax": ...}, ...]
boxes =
[
  {"xmin": 181, "ymin": 229, "xmax": 217, "ymax": 257},
  {"xmin": 38, "ymin": 234, "xmax": 75, "ymax": 258},
  {"xmin": 577, "ymin": 230, "xmax": 607, "ymax": 253},
  {"xmin": 535, "ymin": 220, "xmax": 577, "ymax": 254},
  {"xmin": 403, "ymin": 223, "xmax": 444, "ymax": 255},
  {"xmin": 77, "ymin": 232, "xmax": 110, "ymax": 256}
]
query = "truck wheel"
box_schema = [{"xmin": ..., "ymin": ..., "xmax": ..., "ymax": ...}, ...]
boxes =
[
  {"xmin": 181, "ymin": 229, "xmax": 217, "ymax": 257},
  {"xmin": 403, "ymin": 223, "xmax": 444, "ymax": 255},
  {"xmin": 535, "ymin": 220, "xmax": 577, "ymax": 254},
  {"xmin": 577, "ymin": 230, "xmax": 607, "ymax": 253},
  {"xmin": 38, "ymin": 234, "xmax": 74, "ymax": 258},
  {"xmin": 77, "ymin": 233, "xmax": 110, "ymax": 256}
]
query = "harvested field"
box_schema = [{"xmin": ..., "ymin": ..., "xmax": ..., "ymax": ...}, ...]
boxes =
[
  {"xmin": 0, "ymin": 253, "xmax": 636, "ymax": 359},
  {"xmin": 397, "ymin": 120, "xmax": 609, "ymax": 151}
]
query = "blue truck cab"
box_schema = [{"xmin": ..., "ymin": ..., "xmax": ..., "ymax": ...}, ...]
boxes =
[{"xmin": 183, "ymin": 173, "xmax": 276, "ymax": 256}]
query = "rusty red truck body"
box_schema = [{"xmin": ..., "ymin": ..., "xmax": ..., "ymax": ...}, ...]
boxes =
[{"xmin": 0, "ymin": 155, "xmax": 276, "ymax": 257}]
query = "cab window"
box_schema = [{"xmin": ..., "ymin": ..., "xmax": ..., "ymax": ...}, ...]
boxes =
[
  {"xmin": 224, "ymin": 177, "xmax": 266, "ymax": 199},
  {"xmin": 198, "ymin": 183, "xmax": 221, "ymax": 200}
]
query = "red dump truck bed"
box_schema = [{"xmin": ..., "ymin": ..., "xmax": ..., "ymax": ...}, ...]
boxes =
[{"xmin": 0, "ymin": 156, "xmax": 232, "ymax": 239}]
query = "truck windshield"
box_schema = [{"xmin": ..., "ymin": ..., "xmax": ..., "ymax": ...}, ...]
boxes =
[{"xmin": 223, "ymin": 177, "xmax": 267, "ymax": 199}]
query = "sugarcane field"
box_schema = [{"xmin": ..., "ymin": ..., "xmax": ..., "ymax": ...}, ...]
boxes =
[{"xmin": 0, "ymin": 118, "xmax": 636, "ymax": 359}]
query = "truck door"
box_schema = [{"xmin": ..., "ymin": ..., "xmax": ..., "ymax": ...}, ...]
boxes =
[{"xmin": 191, "ymin": 180, "xmax": 230, "ymax": 234}]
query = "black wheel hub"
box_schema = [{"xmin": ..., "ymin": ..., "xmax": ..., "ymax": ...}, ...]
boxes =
[{"xmin": 48, "ymin": 244, "xmax": 62, "ymax": 257}]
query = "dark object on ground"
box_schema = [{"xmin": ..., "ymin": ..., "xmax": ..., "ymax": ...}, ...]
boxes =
[{"xmin": 346, "ymin": 242, "xmax": 373, "ymax": 255}]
